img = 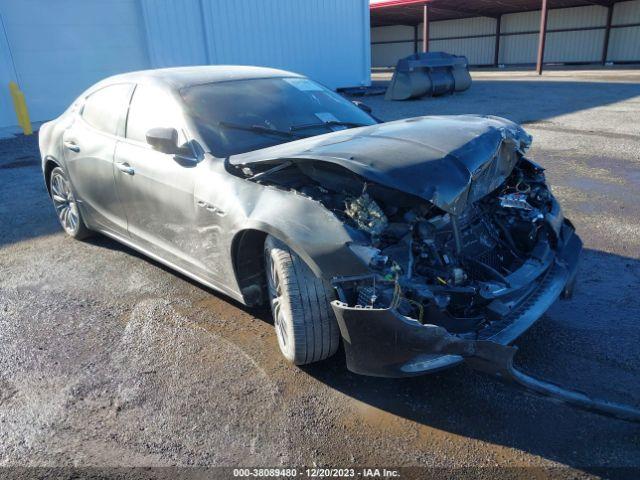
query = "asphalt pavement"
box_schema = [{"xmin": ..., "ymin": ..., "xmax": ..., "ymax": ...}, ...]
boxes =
[{"xmin": 1, "ymin": 69, "xmax": 639, "ymax": 478}]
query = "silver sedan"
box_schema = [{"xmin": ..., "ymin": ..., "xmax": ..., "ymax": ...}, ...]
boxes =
[{"xmin": 40, "ymin": 66, "xmax": 581, "ymax": 377}]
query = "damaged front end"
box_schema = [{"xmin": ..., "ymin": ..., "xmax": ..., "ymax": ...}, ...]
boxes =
[
  {"xmin": 331, "ymin": 158, "xmax": 581, "ymax": 376},
  {"xmin": 240, "ymin": 151, "xmax": 582, "ymax": 376},
  {"xmin": 230, "ymin": 114, "xmax": 640, "ymax": 422},
  {"xmin": 232, "ymin": 115, "xmax": 581, "ymax": 377}
]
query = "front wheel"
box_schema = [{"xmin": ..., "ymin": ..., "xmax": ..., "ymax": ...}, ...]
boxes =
[
  {"xmin": 49, "ymin": 166, "xmax": 91, "ymax": 239},
  {"xmin": 264, "ymin": 235, "xmax": 340, "ymax": 365}
]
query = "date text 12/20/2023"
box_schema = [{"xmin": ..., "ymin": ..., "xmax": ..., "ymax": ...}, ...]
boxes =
[{"xmin": 232, "ymin": 468, "xmax": 401, "ymax": 478}]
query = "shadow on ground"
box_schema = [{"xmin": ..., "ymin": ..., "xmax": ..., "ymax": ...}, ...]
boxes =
[
  {"xmin": 297, "ymin": 247, "xmax": 640, "ymax": 477},
  {"xmin": 83, "ymin": 231, "xmax": 640, "ymax": 476}
]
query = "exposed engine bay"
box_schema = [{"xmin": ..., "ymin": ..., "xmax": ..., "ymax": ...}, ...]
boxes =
[
  {"xmin": 227, "ymin": 116, "xmax": 640, "ymax": 425},
  {"xmin": 243, "ymin": 155, "xmax": 556, "ymax": 335}
]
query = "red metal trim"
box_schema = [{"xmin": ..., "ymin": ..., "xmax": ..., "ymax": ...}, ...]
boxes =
[{"xmin": 370, "ymin": 0, "xmax": 429, "ymax": 10}]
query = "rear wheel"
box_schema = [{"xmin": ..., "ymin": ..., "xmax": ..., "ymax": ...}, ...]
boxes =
[
  {"xmin": 264, "ymin": 235, "xmax": 340, "ymax": 365},
  {"xmin": 49, "ymin": 166, "xmax": 91, "ymax": 239}
]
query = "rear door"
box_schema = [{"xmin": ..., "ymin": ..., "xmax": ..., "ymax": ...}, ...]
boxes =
[
  {"xmin": 63, "ymin": 83, "xmax": 133, "ymax": 234},
  {"xmin": 113, "ymin": 84, "xmax": 210, "ymax": 278}
]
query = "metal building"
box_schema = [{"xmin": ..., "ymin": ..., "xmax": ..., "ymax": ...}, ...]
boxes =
[
  {"xmin": 371, "ymin": 0, "xmax": 640, "ymax": 70},
  {"xmin": 0, "ymin": 0, "xmax": 371, "ymax": 129}
]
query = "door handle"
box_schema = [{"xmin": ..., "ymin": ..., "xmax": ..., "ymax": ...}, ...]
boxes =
[
  {"xmin": 64, "ymin": 140, "xmax": 80, "ymax": 153},
  {"xmin": 115, "ymin": 162, "xmax": 135, "ymax": 175}
]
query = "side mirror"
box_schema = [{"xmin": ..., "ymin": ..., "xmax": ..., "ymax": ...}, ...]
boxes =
[
  {"xmin": 352, "ymin": 100, "xmax": 373, "ymax": 114},
  {"xmin": 146, "ymin": 127, "xmax": 179, "ymax": 154}
]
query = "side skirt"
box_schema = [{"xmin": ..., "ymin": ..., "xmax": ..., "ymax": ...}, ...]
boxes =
[{"xmin": 96, "ymin": 228, "xmax": 246, "ymax": 305}]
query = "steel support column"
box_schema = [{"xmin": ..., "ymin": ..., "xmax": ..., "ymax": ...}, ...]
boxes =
[
  {"xmin": 536, "ymin": 0, "xmax": 549, "ymax": 75},
  {"xmin": 494, "ymin": 15, "xmax": 501, "ymax": 66},
  {"xmin": 602, "ymin": 5, "xmax": 613, "ymax": 65},
  {"xmin": 422, "ymin": 2, "xmax": 429, "ymax": 53}
]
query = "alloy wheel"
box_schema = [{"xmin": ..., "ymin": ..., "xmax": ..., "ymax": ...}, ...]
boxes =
[
  {"xmin": 51, "ymin": 171, "xmax": 80, "ymax": 235},
  {"xmin": 266, "ymin": 252, "xmax": 289, "ymax": 352}
]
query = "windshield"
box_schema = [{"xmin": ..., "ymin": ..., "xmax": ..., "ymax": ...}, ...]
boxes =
[{"xmin": 180, "ymin": 77, "xmax": 377, "ymax": 157}]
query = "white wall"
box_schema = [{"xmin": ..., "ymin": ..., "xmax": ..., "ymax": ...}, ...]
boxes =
[
  {"xmin": 142, "ymin": 0, "xmax": 370, "ymax": 90},
  {"xmin": 0, "ymin": 12, "xmax": 18, "ymax": 128},
  {"xmin": 430, "ymin": 37, "xmax": 495, "ymax": 65},
  {"xmin": 0, "ymin": 0, "xmax": 371, "ymax": 128},
  {"xmin": 371, "ymin": 42, "xmax": 414, "ymax": 68},
  {"xmin": 0, "ymin": 0, "xmax": 149, "ymax": 123},
  {"xmin": 371, "ymin": 17, "xmax": 498, "ymax": 67},
  {"xmin": 425, "ymin": 17, "xmax": 496, "ymax": 65}
]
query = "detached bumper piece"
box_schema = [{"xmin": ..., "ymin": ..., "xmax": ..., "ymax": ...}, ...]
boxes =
[
  {"xmin": 332, "ymin": 220, "xmax": 583, "ymax": 378},
  {"xmin": 385, "ymin": 52, "xmax": 472, "ymax": 101},
  {"xmin": 332, "ymin": 224, "xmax": 640, "ymax": 423},
  {"xmin": 466, "ymin": 347, "xmax": 640, "ymax": 424}
]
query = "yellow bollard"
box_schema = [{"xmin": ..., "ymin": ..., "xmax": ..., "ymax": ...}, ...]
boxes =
[{"xmin": 9, "ymin": 81, "xmax": 32, "ymax": 135}]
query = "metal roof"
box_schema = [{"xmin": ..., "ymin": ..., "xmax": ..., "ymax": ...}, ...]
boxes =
[{"xmin": 370, "ymin": 0, "xmax": 618, "ymax": 26}]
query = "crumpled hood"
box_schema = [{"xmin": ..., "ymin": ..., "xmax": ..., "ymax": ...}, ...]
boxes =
[{"xmin": 230, "ymin": 115, "xmax": 532, "ymax": 215}]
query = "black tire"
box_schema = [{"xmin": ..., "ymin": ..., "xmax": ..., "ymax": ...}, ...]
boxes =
[
  {"xmin": 49, "ymin": 166, "xmax": 91, "ymax": 240},
  {"xmin": 264, "ymin": 235, "xmax": 340, "ymax": 365}
]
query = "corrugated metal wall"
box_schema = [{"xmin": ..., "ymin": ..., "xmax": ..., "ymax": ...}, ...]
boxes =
[
  {"xmin": 140, "ymin": 0, "xmax": 208, "ymax": 67},
  {"xmin": 425, "ymin": 17, "xmax": 496, "ymax": 65},
  {"xmin": 608, "ymin": 0, "xmax": 640, "ymax": 61},
  {"xmin": 0, "ymin": 12, "xmax": 18, "ymax": 128},
  {"xmin": 370, "ymin": 25, "xmax": 414, "ymax": 67},
  {"xmin": 499, "ymin": 5, "xmax": 608, "ymax": 64},
  {"xmin": 142, "ymin": 0, "xmax": 371, "ymax": 90},
  {"xmin": 371, "ymin": 0, "xmax": 640, "ymax": 68},
  {"xmin": 0, "ymin": 0, "xmax": 150, "ymax": 123},
  {"xmin": 0, "ymin": 0, "xmax": 370, "ymax": 128},
  {"xmin": 371, "ymin": 17, "xmax": 498, "ymax": 67}
]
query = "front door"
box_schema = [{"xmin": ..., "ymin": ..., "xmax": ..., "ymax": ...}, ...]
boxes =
[{"xmin": 113, "ymin": 84, "xmax": 210, "ymax": 278}]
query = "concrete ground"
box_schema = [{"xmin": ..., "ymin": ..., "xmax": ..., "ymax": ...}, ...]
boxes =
[
  {"xmin": 372, "ymin": 66, "xmax": 640, "ymax": 84},
  {"xmin": 1, "ymin": 70, "xmax": 640, "ymax": 478}
]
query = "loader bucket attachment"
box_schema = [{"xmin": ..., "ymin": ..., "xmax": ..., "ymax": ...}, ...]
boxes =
[{"xmin": 385, "ymin": 52, "xmax": 472, "ymax": 101}]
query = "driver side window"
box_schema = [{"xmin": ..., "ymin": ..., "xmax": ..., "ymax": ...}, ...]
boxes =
[{"xmin": 126, "ymin": 85, "xmax": 186, "ymax": 145}]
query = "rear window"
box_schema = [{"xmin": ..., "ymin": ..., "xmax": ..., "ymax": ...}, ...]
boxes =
[{"xmin": 81, "ymin": 84, "xmax": 132, "ymax": 135}]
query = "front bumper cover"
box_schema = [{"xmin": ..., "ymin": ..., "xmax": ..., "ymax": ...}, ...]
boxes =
[{"xmin": 331, "ymin": 220, "xmax": 582, "ymax": 377}]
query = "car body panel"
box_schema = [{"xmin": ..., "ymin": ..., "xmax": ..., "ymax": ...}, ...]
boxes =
[
  {"xmin": 63, "ymin": 119, "xmax": 127, "ymax": 234},
  {"xmin": 113, "ymin": 139, "xmax": 211, "ymax": 279},
  {"xmin": 191, "ymin": 157, "xmax": 370, "ymax": 286},
  {"xmin": 229, "ymin": 115, "xmax": 531, "ymax": 215}
]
